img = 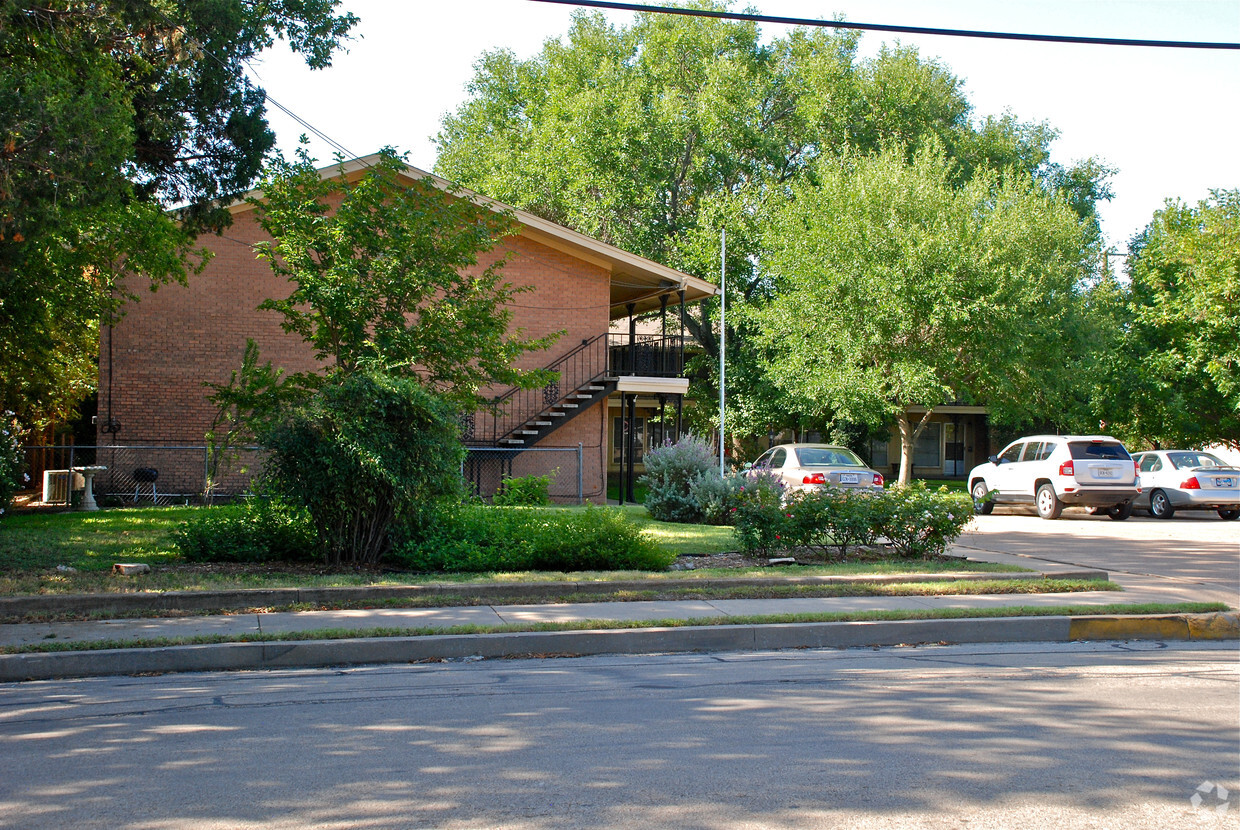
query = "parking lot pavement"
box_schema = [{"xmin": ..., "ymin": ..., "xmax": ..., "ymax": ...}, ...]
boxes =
[{"xmin": 954, "ymin": 509, "xmax": 1239, "ymax": 606}]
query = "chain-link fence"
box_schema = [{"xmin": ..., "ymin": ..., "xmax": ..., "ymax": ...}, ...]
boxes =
[
  {"xmin": 21, "ymin": 444, "xmax": 585, "ymax": 506},
  {"xmin": 464, "ymin": 445, "xmax": 584, "ymax": 504},
  {"xmin": 20, "ymin": 445, "xmax": 265, "ymax": 506}
]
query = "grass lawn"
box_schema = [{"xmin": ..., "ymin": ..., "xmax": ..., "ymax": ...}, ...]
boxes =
[
  {"xmin": 0, "ymin": 503, "xmax": 1020, "ymax": 597},
  {"xmin": 606, "ymin": 473, "xmax": 648, "ymax": 504}
]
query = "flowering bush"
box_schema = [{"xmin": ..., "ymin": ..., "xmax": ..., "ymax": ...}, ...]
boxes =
[
  {"xmin": 733, "ymin": 480, "xmax": 973, "ymax": 559},
  {"xmin": 879, "ymin": 482, "xmax": 974, "ymax": 558},
  {"xmin": 0, "ymin": 412, "xmax": 27, "ymax": 520},
  {"xmin": 784, "ymin": 487, "xmax": 884, "ymax": 558},
  {"xmin": 731, "ymin": 470, "xmax": 789, "ymax": 554},
  {"xmin": 641, "ymin": 433, "xmax": 718, "ymax": 523}
]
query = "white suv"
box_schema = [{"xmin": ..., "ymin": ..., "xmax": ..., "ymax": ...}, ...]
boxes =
[{"xmin": 968, "ymin": 435, "xmax": 1140, "ymax": 520}]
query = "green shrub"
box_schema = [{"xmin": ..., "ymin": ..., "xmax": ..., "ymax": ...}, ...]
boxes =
[
  {"xmin": 784, "ymin": 487, "xmax": 883, "ymax": 558},
  {"xmin": 0, "ymin": 412, "xmax": 25, "ymax": 520},
  {"xmin": 261, "ymin": 372, "xmax": 464, "ymax": 565},
  {"xmin": 732, "ymin": 471, "xmax": 789, "ymax": 555},
  {"xmin": 493, "ymin": 471, "xmax": 554, "ymax": 506},
  {"xmin": 689, "ymin": 471, "xmax": 745, "ymax": 525},
  {"xmin": 734, "ymin": 481, "xmax": 972, "ymax": 559},
  {"xmin": 174, "ymin": 500, "xmax": 320, "ymax": 563},
  {"xmin": 394, "ymin": 505, "xmax": 673, "ymax": 573},
  {"xmin": 640, "ymin": 433, "xmax": 717, "ymax": 523},
  {"xmin": 878, "ymin": 482, "xmax": 974, "ymax": 558}
]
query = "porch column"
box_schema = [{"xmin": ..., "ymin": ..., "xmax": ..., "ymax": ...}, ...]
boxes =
[
  {"xmin": 626, "ymin": 302, "xmax": 636, "ymax": 376},
  {"xmin": 659, "ymin": 293, "xmax": 668, "ymax": 376},
  {"xmin": 625, "ymin": 393, "xmax": 637, "ymax": 503}
]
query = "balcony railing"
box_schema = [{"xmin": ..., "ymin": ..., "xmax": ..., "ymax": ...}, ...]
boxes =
[{"xmin": 607, "ymin": 333, "xmax": 685, "ymax": 378}]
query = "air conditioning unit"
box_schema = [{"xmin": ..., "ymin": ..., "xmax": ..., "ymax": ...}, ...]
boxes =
[{"xmin": 42, "ymin": 470, "xmax": 84, "ymax": 504}]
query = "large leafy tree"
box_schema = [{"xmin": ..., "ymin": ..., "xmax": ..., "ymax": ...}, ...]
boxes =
[
  {"xmin": 251, "ymin": 147, "xmax": 559, "ymax": 410},
  {"xmin": 750, "ymin": 142, "xmax": 1094, "ymax": 484},
  {"xmin": 0, "ymin": 0, "xmax": 356, "ymax": 431},
  {"xmin": 1086, "ymin": 191, "xmax": 1240, "ymax": 449},
  {"xmin": 434, "ymin": 4, "xmax": 1109, "ymax": 439}
]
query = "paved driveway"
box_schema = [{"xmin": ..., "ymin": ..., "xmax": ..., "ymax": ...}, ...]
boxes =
[{"xmin": 955, "ymin": 507, "xmax": 1240, "ymax": 605}]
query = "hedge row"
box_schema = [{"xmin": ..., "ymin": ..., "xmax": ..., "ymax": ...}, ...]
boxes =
[{"xmin": 735, "ymin": 474, "xmax": 974, "ymax": 559}]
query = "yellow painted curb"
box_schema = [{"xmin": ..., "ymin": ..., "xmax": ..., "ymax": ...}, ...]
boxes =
[
  {"xmin": 1186, "ymin": 612, "xmax": 1240, "ymax": 640},
  {"xmin": 1070, "ymin": 615, "xmax": 1190, "ymax": 640}
]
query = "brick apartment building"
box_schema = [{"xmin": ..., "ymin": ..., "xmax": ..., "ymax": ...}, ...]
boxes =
[{"xmin": 96, "ymin": 155, "xmax": 716, "ymax": 504}]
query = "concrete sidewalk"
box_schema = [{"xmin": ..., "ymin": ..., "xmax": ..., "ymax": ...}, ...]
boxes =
[{"xmin": 0, "ymin": 553, "xmax": 1235, "ymax": 682}]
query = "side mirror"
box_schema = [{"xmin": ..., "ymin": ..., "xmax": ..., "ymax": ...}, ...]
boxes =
[{"xmin": 988, "ymin": 455, "xmax": 1000, "ymax": 465}]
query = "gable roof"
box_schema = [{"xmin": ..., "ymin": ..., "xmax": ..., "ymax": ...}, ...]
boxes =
[{"xmin": 231, "ymin": 154, "xmax": 718, "ymax": 319}]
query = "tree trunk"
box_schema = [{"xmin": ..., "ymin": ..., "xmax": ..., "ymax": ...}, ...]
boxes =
[{"xmin": 896, "ymin": 408, "xmax": 936, "ymax": 486}]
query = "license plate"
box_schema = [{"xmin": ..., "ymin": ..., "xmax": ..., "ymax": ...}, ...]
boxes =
[
  {"xmin": 1216, "ymin": 476, "xmax": 1237, "ymax": 487},
  {"xmin": 839, "ymin": 473, "xmax": 859, "ymax": 484},
  {"xmin": 1095, "ymin": 467, "xmax": 1116, "ymax": 479}
]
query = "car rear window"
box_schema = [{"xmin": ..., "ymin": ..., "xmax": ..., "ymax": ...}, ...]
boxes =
[
  {"xmin": 1068, "ymin": 441, "xmax": 1130, "ymax": 461},
  {"xmin": 1168, "ymin": 452, "xmax": 1225, "ymax": 469},
  {"xmin": 797, "ymin": 447, "xmax": 864, "ymax": 467}
]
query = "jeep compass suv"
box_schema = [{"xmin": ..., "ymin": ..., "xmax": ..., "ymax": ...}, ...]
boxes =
[{"xmin": 968, "ymin": 435, "xmax": 1140, "ymax": 520}]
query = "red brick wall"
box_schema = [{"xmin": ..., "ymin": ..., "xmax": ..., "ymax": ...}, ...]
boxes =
[{"xmin": 98, "ymin": 202, "xmax": 612, "ymax": 499}]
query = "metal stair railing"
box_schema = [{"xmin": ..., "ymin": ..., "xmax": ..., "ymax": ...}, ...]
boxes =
[{"xmin": 469, "ymin": 333, "xmax": 610, "ymax": 446}]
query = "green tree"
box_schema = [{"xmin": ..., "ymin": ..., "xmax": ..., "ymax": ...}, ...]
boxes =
[
  {"xmin": 0, "ymin": 0, "xmax": 357, "ymax": 431},
  {"xmin": 750, "ymin": 143, "xmax": 1094, "ymax": 484},
  {"xmin": 1088, "ymin": 191, "xmax": 1240, "ymax": 449},
  {"xmin": 251, "ymin": 146, "xmax": 559, "ymax": 409},
  {"xmin": 433, "ymin": 3, "xmax": 1111, "ymax": 439}
]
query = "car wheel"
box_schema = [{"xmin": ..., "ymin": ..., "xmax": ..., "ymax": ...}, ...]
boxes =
[
  {"xmin": 1107, "ymin": 501, "xmax": 1134, "ymax": 521},
  {"xmin": 1219, "ymin": 509, "xmax": 1240, "ymax": 521},
  {"xmin": 1149, "ymin": 489, "xmax": 1175, "ymax": 520},
  {"xmin": 971, "ymin": 481, "xmax": 994, "ymax": 515},
  {"xmin": 1036, "ymin": 483, "xmax": 1062, "ymax": 520}
]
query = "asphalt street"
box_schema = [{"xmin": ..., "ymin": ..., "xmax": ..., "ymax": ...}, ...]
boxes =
[{"xmin": 0, "ymin": 641, "xmax": 1236, "ymax": 829}]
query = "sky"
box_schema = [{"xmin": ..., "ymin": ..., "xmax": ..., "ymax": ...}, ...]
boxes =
[{"xmin": 250, "ymin": 0, "xmax": 1240, "ymax": 258}]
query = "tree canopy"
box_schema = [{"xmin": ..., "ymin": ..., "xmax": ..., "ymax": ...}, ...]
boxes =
[
  {"xmin": 433, "ymin": 3, "xmax": 1112, "ymax": 441},
  {"xmin": 1086, "ymin": 190, "xmax": 1240, "ymax": 450},
  {"xmin": 0, "ymin": 0, "xmax": 357, "ymax": 430},
  {"xmin": 750, "ymin": 142, "xmax": 1094, "ymax": 483}
]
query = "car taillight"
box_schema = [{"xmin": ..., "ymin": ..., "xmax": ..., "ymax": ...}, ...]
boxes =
[
  {"xmin": 1134, "ymin": 460, "xmax": 1140, "ymax": 478},
  {"xmin": 873, "ymin": 473, "xmax": 884, "ymax": 487},
  {"xmin": 803, "ymin": 473, "xmax": 826, "ymax": 485},
  {"xmin": 1059, "ymin": 461, "xmax": 1074, "ymax": 477},
  {"xmin": 1182, "ymin": 476, "xmax": 1201, "ymax": 490}
]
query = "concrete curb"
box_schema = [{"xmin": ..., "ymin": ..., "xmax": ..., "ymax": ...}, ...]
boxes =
[
  {"xmin": 0, "ymin": 569, "xmax": 1108, "ymax": 619},
  {"xmin": 0, "ymin": 611, "xmax": 1232, "ymax": 683}
]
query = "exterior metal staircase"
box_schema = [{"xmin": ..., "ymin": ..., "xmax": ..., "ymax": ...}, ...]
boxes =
[{"xmin": 466, "ymin": 334, "xmax": 614, "ymax": 449}]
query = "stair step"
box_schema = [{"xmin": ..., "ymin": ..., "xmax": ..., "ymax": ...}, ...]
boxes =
[
  {"xmin": 555, "ymin": 403, "xmax": 579, "ymax": 409},
  {"xmin": 499, "ymin": 438, "xmax": 525, "ymax": 445},
  {"xmin": 547, "ymin": 411, "xmax": 566, "ymax": 418},
  {"xmin": 516, "ymin": 430, "xmax": 538, "ymax": 435},
  {"xmin": 571, "ymin": 394, "xmax": 594, "ymax": 400},
  {"xmin": 528, "ymin": 421, "xmax": 552, "ymax": 427},
  {"xmin": 582, "ymin": 385, "xmax": 606, "ymax": 391}
]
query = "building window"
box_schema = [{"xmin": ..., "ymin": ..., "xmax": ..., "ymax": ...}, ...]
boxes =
[
  {"xmin": 612, "ymin": 416, "xmax": 646, "ymax": 464},
  {"xmin": 870, "ymin": 438, "xmax": 889, "ymax": 470},
  {"xmin": 913, "ymin": 422, "xmax": 942, "ymax": 468}
]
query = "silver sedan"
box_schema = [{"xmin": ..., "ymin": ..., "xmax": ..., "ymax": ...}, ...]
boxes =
[
  {"xmin": 745, "ymin": 443, "xmax": 884, "ymax": 494},
  {"xmin": 1132, "ymin": 450, "xmax": 1240, "ymax": 520}
]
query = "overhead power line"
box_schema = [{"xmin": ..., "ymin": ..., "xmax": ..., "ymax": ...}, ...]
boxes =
[{"xmin": 531, "ymin": 0, "xmax": 1240, "ymax": 50}]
